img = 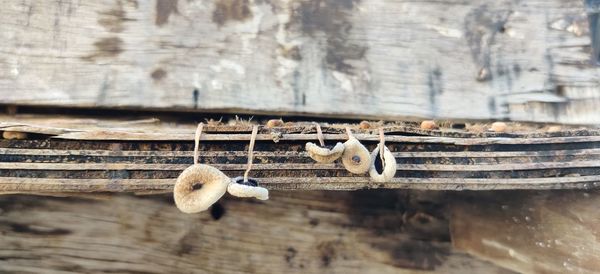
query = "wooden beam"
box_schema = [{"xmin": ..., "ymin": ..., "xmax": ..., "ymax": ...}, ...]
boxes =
[
  {"xmin": 0, "ymin": 115, "xmax": 598, "ymax": 193},
  {"xmin": 450, "ymin": 190, "xmax": 600, "ymax": 273},
  {"xmin": 0, "ymin": 0, "xmax": 599, "ymax": 124},
  {"xmin": 0, "ymin": 191, "xmax": 514, "ymax": 273}
]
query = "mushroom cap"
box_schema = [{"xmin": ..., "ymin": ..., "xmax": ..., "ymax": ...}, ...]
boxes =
[
  {"xmin": 341, "ymin": 137, "xmax": 371, "ymax": 174},
  {"xmin": 420, "ymin": 120, "xmax": 438, "ymax": 130},
  {"xmin": 305, "ymin": 142, "xmax": 345, "ymax": 163},
  {"xmin": 174, "ymin": 164, "xmax": 230, "ymax": 214},
  {"xmin": 490, "ymin": 122, "xmax": 508, "ymax": 133},
  {"xmin": 369, "ymin": 144, "xmax": 397, "ymax": 182},
  {"xmin": 228, "ymin": 177, "xmax": 269, "ymax": 200}
]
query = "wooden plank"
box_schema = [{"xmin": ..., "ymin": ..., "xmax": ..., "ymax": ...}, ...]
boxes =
[
  {"xmin": 0, "ymin": 0, "xmax": 599, "ymax": 124},
  {"xmin": 0, "ymin": 191, "xmax": 515, "ymax": 273},
  {"xmin": 0, "ymin": 116, "xmax": 598, "ymax": 193},
  {"xmin": 450, "ymin": 190, "xmax": 600, "ymax": 273},
  {"xmin": 1, "ymin": 176, "xmax": 600, "ymax": 193}
]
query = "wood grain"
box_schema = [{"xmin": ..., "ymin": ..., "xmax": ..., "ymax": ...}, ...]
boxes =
[
  {"xmin": 0, "ymin": 0, "xmax": 599, "ymax": 124},
  {"xmin": 0, "ymin": 116, "xmax": 598, "ymax": 193},
  {"xmin": 0, "ymin": 191, "xmax": 514, "ymax": 273},
  {"xmin": 450, "ymin": 190, "xmax": 600, "ymax": 274}
]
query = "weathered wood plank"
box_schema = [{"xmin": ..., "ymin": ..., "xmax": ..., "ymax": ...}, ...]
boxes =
[
  {"xmin": 0, "ymin": 191, "xmax": 515, "ymax": 273},
  {"xmin": 0, "ymin": 116, "xmax": 598, "ymax": 192},
  {"xmin": 450, "ymin": 190, "xmax": 600, "ymax": 273},
  {"xmin": 0, "ymin": 0, "xmax": 599, "ymax": 124}
]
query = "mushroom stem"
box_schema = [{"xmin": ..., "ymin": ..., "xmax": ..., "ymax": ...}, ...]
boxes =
[
  {"xmin": 193, "ymin": 123, "xmax": 204, "ymax": 165},
  {"xmin": 379, "ymin": 128, "xmax": 385, "ymax": 166},
  {"xmin": 243, "ymin": 125, "xmax": 259, "ymax": 183},
  {"xmin": 315, "ymin": 123, "xmax": 325, "ymax": 147}
]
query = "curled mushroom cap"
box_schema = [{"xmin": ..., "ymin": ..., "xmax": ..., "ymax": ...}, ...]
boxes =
[
  {"xmin": 305, "ymin": 142, "xmax": 345, "ymax": 163},
  {"xmin": 174, "ymin": 164, "xmax": 231, "ymax": 214},
  {"xmin": 341, "ymin": 137, "xmax": 371, "ymax": 174},
  {"xmin": 369, "ymin": 144, "xmax": 397, "ymax": 182},
  {"xmin": 228, "ymin": 177, "xmax": 269, "ymax": 200}
]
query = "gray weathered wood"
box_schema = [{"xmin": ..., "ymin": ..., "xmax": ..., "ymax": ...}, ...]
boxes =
[
  {"xmin": 0, "ymin": 191, "xmax": 514, "ymax": 273},
  {"xmin": 450, "ymin": 190, "xmax": 600, "ymax": 273},
  {"xmin": 0, "ymin": 0, "xmax": 599, "ymax": 124}
]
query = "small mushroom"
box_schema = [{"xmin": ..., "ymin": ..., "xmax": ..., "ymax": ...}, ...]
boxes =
[
  {"xmin": 359, "ymin": 121, "xmax": 371, "ymax": 129},
  {"xmin": 228, "ymin": 176, "xmax": 269, "ymax": 200},
  {"xmin": 547, "ymin": 125, "xmax": 562, "ymax": 133},
  {"xmin": 341, "ymin": 129, "xmax": 371, "ymax": 174},
  {"xmin": 305, "ymin": 142, "xmax": 345, "ymax": 163},
  {"xmin": 305, "ymin": 123, "xmax": 344, "ymax": 163},
  {"xmin": 173, "ymin": 164, "xmax": 231, "ymax": 214},
  {"xmin": 490, "ymin": 122, "xmax": 508, "ymax": 133},
  {"xmin": 420, "ymin": 120, "xmax": 438, "ymax": 130},
  {"xmin": 369, "ymin": 144, "xmax": 397, "ymax": 182},
  {"xmin": 266, "ymin": 119, "xmax": 285, "ymax": 128},
  {"xmin": 2, "ymin": 131, "xmax": 28, "ymax": 140}
]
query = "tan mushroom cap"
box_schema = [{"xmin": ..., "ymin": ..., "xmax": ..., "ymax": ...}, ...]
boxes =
[
  {"xmin": 369, "ymin": 144, "xmax": 397, "ymax": 182},
  {"xmin": 174, "ymin": 164, "xmax": 231, "ymax": 214},
  {"xmin": 228, "ymin": 177, "xmax": 269, "ymax": 200},
  {"xmin": 305, "ymin": 142, "xmax": 345, "ymax": 163},
  {"xmin": 341, "ymin": 137, "xmax": 371, "ymax": 174}
]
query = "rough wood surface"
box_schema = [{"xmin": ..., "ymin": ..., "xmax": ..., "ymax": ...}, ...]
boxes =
[
  {"xmin": 0, "ymin": 115, "xmax": 598, "ymax": 193},
  {"xmin": 1, "ymin": 0, "xmax": 599, "ymax": 124},
  {"xmin": 450, "ymin": 190, "xmax": 600, "ymax": 274},
  {"xmin": 0, "ymin": 191, "xmax": 514, "ymax": 274}
]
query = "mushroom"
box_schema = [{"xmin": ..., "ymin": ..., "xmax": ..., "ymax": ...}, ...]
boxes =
[
  {"xmin": 2, "ymin": 131, "xmax": 28, "ymax": 140},
  {"xmin": 228, "ymin": 176, "xmax": 269, "ymax": 200},
  {"xmin": 174, "ymin": 164, "xmax": 231, "ymax": 214},
  {"xmin": 341, "ymin": 128, "xmax": 371, "ymax": 174},
  {"xmin": 305, "ymin": 142, "xmax": 345, "ymax": 163},
  {"xmin": 266, "ymin": 119, "xmax": 284, "ymax": 128},
  {"xmin": 369, "ymin": 130, "xmax": 397, "ymax": 182},
  {"xmin": 305, "ymin": 123, "xmax": 344, "ymax": 163},
  {"xmin": 420, "ymin": 120, "xmax": 438, "ymax": 130},
  {"xmin": 227, "ymin": 125, "xmax": 270, "ymax": 201},
  {"xmin": 490, "ymin": 122, "xmax": 508, "ymax": 133}
]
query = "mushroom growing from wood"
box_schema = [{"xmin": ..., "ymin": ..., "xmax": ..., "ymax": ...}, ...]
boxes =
[
  {"xmin": 227, "ymin": 125, "xmax": 269, "ymax": 201},
  {"xmin": 341, "ymin": 128, "xmax": 371, "ymax": 174},
  {"xmin": 305, "ymin": 123, "xmax": 344, "ymax": 163},
  {"xmin": 369, "ymin": 129, "xmax": 397, "ymax": 182},
  {"xmin": 490, "ymin": 122, "xmax": 508, "ymax": 133},
  {"xmin": 420, "ymin": 120, "xmax": 438, "ymax": 130},
  {"xmin": 228, "ymin": 177, "xmax": 269, "ymax": 200},
  {"xmin": 174, "ymin": 164, "xmax": 231, "ymax": 214}
]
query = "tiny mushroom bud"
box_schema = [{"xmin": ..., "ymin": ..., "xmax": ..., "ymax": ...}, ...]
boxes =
[
  {"xmin": 266, "ymin": 119, "xmax": 284, "ymax": 128},
  {"xmin": 420, "ymin": 120, "xmax": 438, "ymax": 130},
  {"xmin": 2, "ymin": 131, "xmax": 28, "ymax": 140},
  {"xmin": 490, "ymin": 122, "xmax": 508, "ymax": 133},
  {"xmin": 228, "ymin": 177, "xmax": 269, "ymax": 200},
  {"xmin": 174, "ymin": 164, "xmax": 231, "ymax": 214},
  {"xmin": 369, "ymin": 144, "xmax": 397, "ymax": 182},
  {"xmin": 547, "ymin": 126, "xmax": 562, "ymax": 133},
  {"xmin": 341, "ymin": 137, "xmax": 371, "ymax": 174},
  {"xmin": 359, "ymin": 121, "xmax": 371, "ymax": 129}
]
